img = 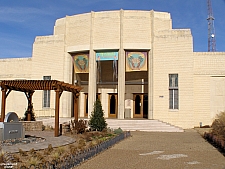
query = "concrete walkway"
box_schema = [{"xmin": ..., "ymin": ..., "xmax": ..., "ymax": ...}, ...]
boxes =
[
  {"xmin": 1, "ymin": 131, "xmax": 75, "ymax": 153},
  {"xmin": 76, "ymin": 129, "xmax": 225, "ymax": 169}
]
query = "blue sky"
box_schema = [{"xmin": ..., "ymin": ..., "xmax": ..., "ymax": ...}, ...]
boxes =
[{"xmin": 0, "ymin": 0, "xmax": 224, "ymax": 58}]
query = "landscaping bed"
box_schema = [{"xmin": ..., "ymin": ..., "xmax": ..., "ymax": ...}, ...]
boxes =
[
  {"xmin": 199, "ymin": 111, "xmax": 225, "ymax": 156},
  {"xmin": 203, "ymin": 132, "xmax": 225, "ymax": 155},
  {"xmin": 0, "ymin": 99, "xmax": 131, "ymax": 168},
  {"xmin": 0, "ymin": 99, "xmax": 133, "ymax": 168},
  {"xmin": 0, "ymin": 128, "xmax": 130, "ymax": 168}
]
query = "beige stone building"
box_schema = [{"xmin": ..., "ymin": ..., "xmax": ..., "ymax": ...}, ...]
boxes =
[{"xmin": 0, "ymin": 10, "xmax": 225, "ymax": 129}]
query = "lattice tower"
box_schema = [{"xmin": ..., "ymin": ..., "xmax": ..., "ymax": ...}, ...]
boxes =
[{"xmin": 207, "ymin": 0, "xmax": 216, "ymax": 51}]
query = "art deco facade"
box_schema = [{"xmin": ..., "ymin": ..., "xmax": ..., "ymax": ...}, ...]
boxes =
[{"xmin": 0, "ymin": 10, "xmax": 225, "ymax": 129}]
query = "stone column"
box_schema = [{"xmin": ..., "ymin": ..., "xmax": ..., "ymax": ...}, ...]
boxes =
[
  {"xmin": 148, "ymin": 11, "xmax": 154, "ymax": 119},
  {"xmin": 118, "ymin": 9, "xmax": 125, "ymax": 119},
  {"xmin": 88, "ymin": 11, "xmax": 96, "ymax": 117},
  {"xmin": 148, "ymin": 50, "xmax": 153, "ymax": 119}
]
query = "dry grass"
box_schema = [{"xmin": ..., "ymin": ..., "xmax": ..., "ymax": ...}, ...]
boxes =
[
  {"xmin": 211, "ymin": 111, "xmax": 225, "ymax": 140},
  {"xmin": 14, "ymin": 130, "xmax": 116, "ymax": 168},
  {"xmin": 0, "ymin": 150, "xmax": 5, "ymax": 163},
  {"xmin": 194, "ymin": 127, "xmax": 212, "ymax": 136}
]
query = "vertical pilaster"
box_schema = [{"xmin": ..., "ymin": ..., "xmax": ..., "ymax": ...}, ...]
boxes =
[
  {"xmin": 64, "ymin": 52, "xmax": 73, "ymax": 117},
  {"xmin": 118, "ymin": 9, "xmax": 125, "ymax": 119},
  {"xmin": 148, "ymin": 10, "xmax": 154, "ymax": 119},
  {"xmin": 63, "ymin": 17, "xmax": 70, "ymax": 118},
  {"xmin": 88, "ymin": 11, "xmax": 96, "ymax": 117}
]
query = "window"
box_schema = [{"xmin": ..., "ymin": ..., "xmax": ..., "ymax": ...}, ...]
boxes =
[
  {"xmin": 43, "ymin": 76, "xmax": 51, "ymax": 108},
  {"xmin": 169, "ymin": 74, "xmax": 178, "ymax": 109}
]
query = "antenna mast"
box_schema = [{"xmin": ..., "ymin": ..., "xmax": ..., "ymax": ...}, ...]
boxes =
[{"xmin": 207, "ymin": 0, "xmax": 216, "ymax": 52}]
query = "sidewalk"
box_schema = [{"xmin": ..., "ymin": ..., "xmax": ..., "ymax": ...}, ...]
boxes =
[
  {"xmin": 1, "ymin": 131, "xmax": 75, "ymax": 153},
  {"xmin": 76, "ymin": 129, "xmax": 225, "ymax": 169}
]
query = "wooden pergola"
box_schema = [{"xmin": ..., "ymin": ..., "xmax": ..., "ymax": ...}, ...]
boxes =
[{"xmin": 0, "ymin": 80, "xmax": 82, "ymax": 137}]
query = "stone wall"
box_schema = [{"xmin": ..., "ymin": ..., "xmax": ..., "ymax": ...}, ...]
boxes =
[
  {"xmin": 194, "ymin": 52, "xmax": 225, "ymax": 126},
  {"xmin": 22, "ymin": 121, "xmax": 43, "ymax": 131},
  {"xmin": 0, "ymin": 58, "xmax": 32, "ymax": 118},
  {"xmin": 153, "ymin": 28, "xmax": 194, "ymax": 128}
]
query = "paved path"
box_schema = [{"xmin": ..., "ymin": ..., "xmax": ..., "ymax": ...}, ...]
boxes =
[
  {"xmin": 1, "ymin": 131, "xmax": 75, "ymax": 153},
  {"xmin": 76, "ymin": 129, "xmax": 225, "ymax": 169}
]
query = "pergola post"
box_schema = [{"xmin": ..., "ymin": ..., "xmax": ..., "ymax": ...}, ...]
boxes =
[
  {"xmin": 25, "ymin": 91, "xmax": 34, "ymax": 121},
  {"xmin": 74, "ymin": 93, "xmax": 79, "ymax": 122},
  {"xmin": 1, "ymin": 88, "xmax": 7, "ymax": 122},
  {"xmin": 55, "ymin": 89, "xmax": 62, "ymax": 137}
]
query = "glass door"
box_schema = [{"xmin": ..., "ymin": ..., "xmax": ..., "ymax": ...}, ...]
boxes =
[
  {"xmin": 108, "ymin": 94, "xmax": 118, "ymax": 118},
  {"xmin": 133, "ymin": 94, "xmax": 148, "ymax": 118}
]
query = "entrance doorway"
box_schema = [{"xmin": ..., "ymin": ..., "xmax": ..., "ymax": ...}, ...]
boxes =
[
  {"xmin": 133, "ymin": 93, "xmax": 148, "ymax": 118},
  {"xmin": 108, "ymin": 94, "xmax": 118, "ymax": 118}
]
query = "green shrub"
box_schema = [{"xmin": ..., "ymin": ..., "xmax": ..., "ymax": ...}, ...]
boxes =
[
  {"xmin": 211, "ymin": 111, "xmax": 225, "ymax": 140},
  {"xmin": 113, "ymin": 127, "xmax": 123, "ymax": 135},
  {"xmin": 89, "ymin": 99, "xmax": 107, "ymax": 131}
]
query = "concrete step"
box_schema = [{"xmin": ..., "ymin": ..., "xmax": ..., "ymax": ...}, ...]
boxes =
[
  {"xmin": 37, "ymin": 117, "xmax": 184, "ymax": 132},
  {"xmin": 105, "ymin": 119, "xmax": 184, "ymax": 132}
]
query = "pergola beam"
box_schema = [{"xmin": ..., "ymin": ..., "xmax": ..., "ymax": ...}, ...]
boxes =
[{"xmin": 0, "ymin": 80, "xmax": 82, "ymax": 136}]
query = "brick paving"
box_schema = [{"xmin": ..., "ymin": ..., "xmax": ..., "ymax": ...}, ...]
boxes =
[{"xmin": 75, "ymin": 129, "xmax": 225, "ymax": 169}]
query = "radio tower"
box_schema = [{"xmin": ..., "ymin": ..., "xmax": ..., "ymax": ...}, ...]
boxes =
[{"xmin": 207, "ymin": 0, "xmax": 216, "ymax": 52}]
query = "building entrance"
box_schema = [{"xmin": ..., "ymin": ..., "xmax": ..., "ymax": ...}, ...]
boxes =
[
  {"xmin": 108, "ymin": 94, "xmax": 118, "ymax": 118},
  {"xmin": 133, "ymin": 93, "xmax": 148, "ymax": 118}
]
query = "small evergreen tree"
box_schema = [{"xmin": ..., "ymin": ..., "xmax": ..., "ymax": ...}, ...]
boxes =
[{"xmin": 89, "ymin": 99, "xmax": 107, "ymax": 131}]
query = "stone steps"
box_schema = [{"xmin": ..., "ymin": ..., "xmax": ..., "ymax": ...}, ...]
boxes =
[
  {"xmin": 37, "ymin": 117, "xmax": 184, "ymax": 132},
  {"xmin": 105, "ymin": 119, "xmax": 184, "ymax": 132}
]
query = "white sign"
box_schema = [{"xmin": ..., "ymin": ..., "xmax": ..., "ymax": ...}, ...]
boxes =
[{"xmin": 125, "ymin": 99, "xmax": 132, "ymax": 109}]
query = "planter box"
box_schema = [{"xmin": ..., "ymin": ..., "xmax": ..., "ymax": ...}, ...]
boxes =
[{"xmin": 22, "ymin": 121, "xmax": 43, "ymax": 131}]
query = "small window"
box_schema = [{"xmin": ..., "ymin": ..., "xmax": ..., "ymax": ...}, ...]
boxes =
[
  {"xmin": 43, "ymin": 76, "xmax": 51, "ymax": 108},
  {"xmin": 169, "ymin": 74, "xmax": 178, "ymax": 109}
]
